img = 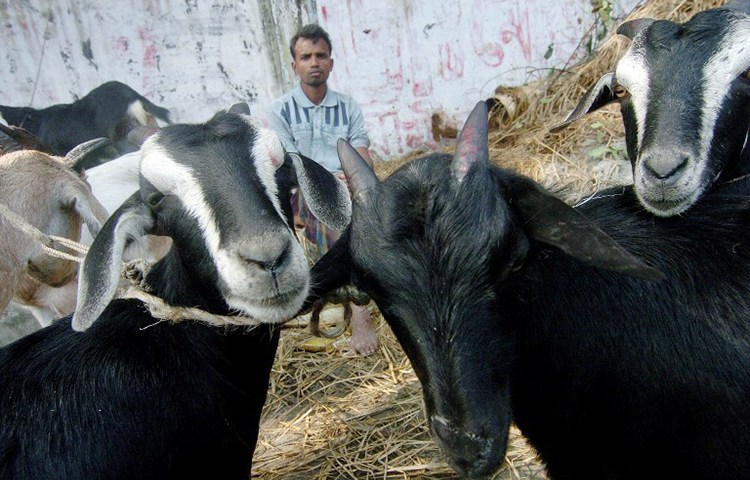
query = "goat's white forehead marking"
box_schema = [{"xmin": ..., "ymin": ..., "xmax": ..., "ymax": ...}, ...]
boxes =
[
  {"xmin": 615, "ymin": 39, "xmax": 650, "ymax": 153},
  {"xmin": 140, "ymin": 145, "xmax": 222, "ymax": 255},
  {"xmin": 699, "ymin": 17, "xmax": 750, "ymax": 164}
]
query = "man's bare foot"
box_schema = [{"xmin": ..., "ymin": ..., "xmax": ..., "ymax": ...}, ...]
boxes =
[{"xmin": 349, "ymin": 304, "xmax": 378, "ymax": 356}]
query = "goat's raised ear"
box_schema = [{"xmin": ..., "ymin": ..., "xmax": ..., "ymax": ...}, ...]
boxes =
[
  {"xmin": 289, "ymin": 152, "xmax": 352, "ymax": 231},
  {"xmin": 505, "ymin": 176, "xmax": 663, "ymax": 280},
  {"xmin": 66, "ymin": 183, "xmax": 110, "ymax": 238},
  {"xmin": 549, "ymin": 72, "xmax": 616, "ymax": 133},
  {"xmin": 72, "ymin": 193, "xmax": 155, "ymax": 331},
  {"xmin": 338, "ymin": 139, "xmax": 379, "ymax": 204},
  {"xmin": 452, "ymin": 101, "xmax": 490, "ymax": 183}
]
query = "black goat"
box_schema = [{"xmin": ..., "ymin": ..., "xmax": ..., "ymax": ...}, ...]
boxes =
[
  {"xmin": 0, "ymin": 110, "xmax": 351, "ymax": 479},
  {"xmin": 0, "ymin": 80, "xmax": 171, "ymax": 158},
  {"xmin": 552, "ymin": 1, "xmax": 750, "ymax": 216},
  {"xmin": 309, "ymin": 102, "xmax": 750, "ymax": 479}
]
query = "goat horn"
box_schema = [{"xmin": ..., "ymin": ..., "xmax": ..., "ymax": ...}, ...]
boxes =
[{"xmin": 337, "ymin": 139, "xmax": 378, "ymax": 203}]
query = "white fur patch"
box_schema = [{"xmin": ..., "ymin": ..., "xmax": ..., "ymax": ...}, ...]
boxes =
[
  {"xmin": 615, "ymin": 42, "xmax": 650, "ymax": 153},
  {"xmin": 699, "ymin": 17, "xmax": 750, "ymax": 169},
  {"xmin": 141, "ymin": 144, "xmax": 222, "ymax": 256}
]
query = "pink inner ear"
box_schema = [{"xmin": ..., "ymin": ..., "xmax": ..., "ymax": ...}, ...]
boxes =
[{"xmin": 268, "ymin": 150, "xmax": 282, "ymax": 168}]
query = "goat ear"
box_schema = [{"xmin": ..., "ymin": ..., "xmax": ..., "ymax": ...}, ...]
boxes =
[
  {"xmin": 549, "ymin": 72, "xmax": 617, "ymax": 133},
  {"xmin": 338, "ymin": 139, "xmax": 379, "ymax": 203},
  {"xmin": 452, "ymin": 101, "xmax": 490, "ymax": 183},
  {"xmin": 68, "ymin": 185, "xmax": 110, "ymax": 238},
  {"xmin": 72, "ymin": 193, "xmax": 155, "ymax": 331},
  {"xmin": 227, "ymin": 101, "xmax": 251, "ymax": 116},
  {"xmin": 289, "ymin": 152, "xmax": 352, "ymax": 231},
  {"xmin": 616, "ymin": 18, "xmax": 656, "ymax": 39},
  {"xmin": 506, "ymin": 177, "xmax": 663, "ymax": 280}
]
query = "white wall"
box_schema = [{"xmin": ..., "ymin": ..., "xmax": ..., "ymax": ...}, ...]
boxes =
[{"xmin": 0, "ymin": 0, "xmax": 637, "ymax": 160}]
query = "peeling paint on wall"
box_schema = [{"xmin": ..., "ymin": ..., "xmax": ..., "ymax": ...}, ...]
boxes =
[{"xmin": 0, "ymin": 0, "xmax": 637, "ymax": 160}]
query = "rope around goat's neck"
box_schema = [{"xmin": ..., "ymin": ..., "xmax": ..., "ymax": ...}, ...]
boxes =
[
  {"xmin": 0, "ymin": 201, "xmax": 268, "ymax": 328},
  {"xmin": 0, "ymin": 202, "xmax": 88, "ymax": 262}
]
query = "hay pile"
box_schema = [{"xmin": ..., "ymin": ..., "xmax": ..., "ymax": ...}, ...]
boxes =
[{"xmin": 254, "ymin": 1, "xmax": 723, "ymax": 478}]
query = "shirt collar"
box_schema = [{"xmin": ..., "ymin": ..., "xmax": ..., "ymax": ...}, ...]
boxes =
[{"xmin": 292, "ymin": 85, "xmax": 338, "ymax": 108}]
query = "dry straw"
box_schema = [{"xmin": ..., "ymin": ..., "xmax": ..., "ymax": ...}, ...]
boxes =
[{"xmin": 254, "ymin": 1, "xmax": 723, "ymax": 478}]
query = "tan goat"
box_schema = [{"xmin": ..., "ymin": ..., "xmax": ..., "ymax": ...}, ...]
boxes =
[{"xmin": 0, "ymin": 149, "xmax": 108, "ymax": 325}]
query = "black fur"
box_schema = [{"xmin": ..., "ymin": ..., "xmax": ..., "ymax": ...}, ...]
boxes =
[
  {"xmin": 310, "ymin": 153, "xmax": 750, "ymax": 479},
  {"xmin": 0, "ymin": 112, "xmax": 306, "ymax": 479},
  {"xmin": 0, "ymin": 81, "xmax": 172, "ymax": 158}
]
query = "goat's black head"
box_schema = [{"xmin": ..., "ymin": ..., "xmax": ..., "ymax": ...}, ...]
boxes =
[
  {"xmin": 73, "ymin": 110, "xmax": 351, "ymax": 331},
  {"xmin": 553, "ymin": 3, "xmax": 750, "ymax": 217},
  {"xmin": 314, "ymin": 102, "xmax": 659, "ymax": 478}
]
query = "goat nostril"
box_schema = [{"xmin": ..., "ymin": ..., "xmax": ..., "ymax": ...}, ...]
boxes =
[
  {"xmin": 237, "ymin": 239, "xmax": 290, "ymax": 274},
  {"xmin": 643, "ymin": 155, "xmax": 689, "ymax": 181}
]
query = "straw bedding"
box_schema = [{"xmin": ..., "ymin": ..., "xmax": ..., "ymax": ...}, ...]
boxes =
[{"xmin": 253, "ymin": 1, "xmax": 723, "ymax": 478}]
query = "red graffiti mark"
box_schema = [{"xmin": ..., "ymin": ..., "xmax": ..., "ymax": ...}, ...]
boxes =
[
  {"xmin": 406, "ymin": 133, "xmax": 423, "ymax": 149},
  {"xmin": 143, "ymin": 44, "xmax": 157, "ymax": 68},
  {"xmin": 502, "ymin": 8, "xmax": 532, "ymax": 62},
  {"xmin": 375, "ymin": 111, "xmax": 403, "ymax": 157},
  {"xmin": 438, "ymin": 43, "xmax": 464, "ymax": 81},
  {"xmin": 413, "ymin": 80, "xmax": 432, "ymax": 97},
  {"xmin": 470, "ymin": 13, "xmax": 504, "ymax": 67},
  {"xmin": 138, "ymin": 27, "xmax": 158, "ymax": 69},
  {"xmin": 321, "ymin": 5, "xmax": 328, "ymax": 20}
]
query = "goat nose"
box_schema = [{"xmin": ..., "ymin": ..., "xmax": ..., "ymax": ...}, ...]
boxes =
[
  {"xmin": 431, "ymin": 417, "xmax": 491, "ymax": 475},
  {"xmin": 641, "ymin": 153, "xmax": 689, "ymax": 182},
  {"xmin": 236, "ymin": 238, "xmax": 290, "ymax": 273}
]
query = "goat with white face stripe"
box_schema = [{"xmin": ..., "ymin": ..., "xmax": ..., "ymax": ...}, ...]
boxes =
[
  {"xmin": 73, "ymin": 110, "xmax": 351, "ymax": 330},
  {"xmin": 553, "ymin": 1, "xmax": 750, "ymax": 217},
  {"xmin": 0, "ymin": 110, "xmax": 351, "ymax": 480}
]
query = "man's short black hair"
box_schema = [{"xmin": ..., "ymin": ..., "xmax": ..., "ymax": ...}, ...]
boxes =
[{"xmin": 289, "ymin": 24, "xmax": 333, "ymax": 59}]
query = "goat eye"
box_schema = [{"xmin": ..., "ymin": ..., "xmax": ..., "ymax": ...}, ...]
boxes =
[
  {"xmin": 614, "ymin": 84, "xmax": 629, "ymax": 98},
  {"xmin": 146, "ymin": 192, "xmax": 165, "ymax": 207}
]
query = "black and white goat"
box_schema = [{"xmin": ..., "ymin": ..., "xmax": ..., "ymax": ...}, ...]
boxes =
[
  {"xmin": 0, "ymin": 110, "xmax": 351, "ymax": 479},
  {"xmin": 308, "ymin": 101, "xmax": 750, "ymax": 479},
  {"xmin": 0, "ymin": 81, "xmax": 171, "ymax": 158},
  {"xmin": 553, "ymin": 1, "xmax": 750, "ymax": 216}
]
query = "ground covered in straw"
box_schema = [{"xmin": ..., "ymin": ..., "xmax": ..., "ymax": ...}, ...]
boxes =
[{"xmin": 254, "ymin": 1, "xmax": 722, "ymax": 478}]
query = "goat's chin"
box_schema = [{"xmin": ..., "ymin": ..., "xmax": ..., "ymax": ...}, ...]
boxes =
[
  {"xmin": 636, "ymin": 189, "xmax": 700, "ymax": 217},
  {"xmin": 634, "ymin": 165, "xmax": 707, "ymax": 217},
  {"xmin": 226, "ymin": 287, "xmax": 308, "ymax": 324}
]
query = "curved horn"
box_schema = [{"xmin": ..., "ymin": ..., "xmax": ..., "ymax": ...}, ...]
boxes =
[
  {"xmin": 616, "ymin": 18, "xmax": 656, "ymax": 40},
  {"xmin": 337, "ymin": 139, "xmax": 379, "ymax": 203},
  {"xmin": 66, "ymin": 137, "xmax": 118, "ymax": 172},
  {"xmin": 452, "ymin": 101, "xmax": 489, "ymax": 183}
]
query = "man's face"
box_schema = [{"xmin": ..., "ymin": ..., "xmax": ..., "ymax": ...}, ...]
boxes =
[{"xmin": 292, "ymin": 38, "xmax": 333, "ymax": 88}]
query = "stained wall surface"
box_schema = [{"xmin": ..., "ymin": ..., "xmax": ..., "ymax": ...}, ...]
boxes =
[{"xmin": 0, "ymin": 0, "xmax": 637, "ymax": 159}]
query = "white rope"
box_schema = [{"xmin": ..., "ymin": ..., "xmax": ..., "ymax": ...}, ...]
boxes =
[{"xmin": 0, "ymin": 201, "xmax": 271, "ymax": 328}]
